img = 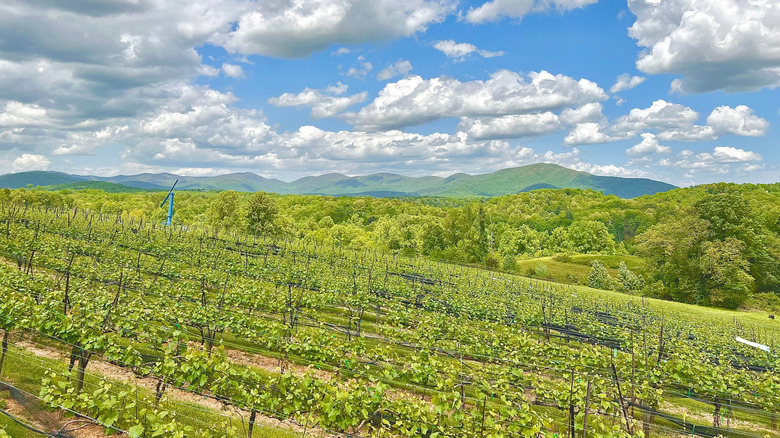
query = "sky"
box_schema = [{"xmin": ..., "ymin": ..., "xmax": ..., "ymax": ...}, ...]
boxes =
[{"xmin": 0, "ymin": 0, "xmax": 778, "ymax": 186}]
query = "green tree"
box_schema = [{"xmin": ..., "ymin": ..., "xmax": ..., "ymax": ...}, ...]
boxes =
[
  {"xmin": 695, "ymin": 192, "xmax": 780, "ymax": 294},
  {"xmin": 637, "ymin": 216, "xmax": 710, "ymax": 303},
  {"xmin": 207, "ymin": 190, "xmax": 242, "ymax": 233},
  {"xmin": 587, "ymin": 260, "xmax": 613, "ymax": 290},
  {"xmin": 246, "ymin": 191, "xmax": 279, "ymax": 235},
  {"xmin": 701, "ymin": 237, "xmax": 753, "ymax": 309},
  {"xmin": 616, "ymin": 261, "xmax": 644, "ymax": 293},
  {"xmin": 565, "ymin": 220, "xmax": 616, "ymax": 254}
]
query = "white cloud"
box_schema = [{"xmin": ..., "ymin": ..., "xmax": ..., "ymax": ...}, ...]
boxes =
[
  {"xmin": 572, "ymin": 101, "xmax": 769, "ymax": 144},
  {"xmin": 706, "ymin": 105, "xmax": 769, "ymax": 137},
  {"xmin": 626, "ymin": 133, "xmax": 671, "ymax": 155},
  {"xmin": 609, "ymin": 74, "xmax": 645, "ymax": 93},
  {"xmin": 198, "ymin": 65, "xmax": 220, "ymax": 76},
  {"xmin": 459, "ymin": 112, "xmax": 562, "ymax": 140},
  {"xmin": 0, "ymin": 101, "xmax": 49, "ymax": 127},
  {"xmin": 563, "ymin": 122, "xmax": 609, "ymax": 145},
  {"xmin": 54, "ymin": 125, "xmax": 129, "ymax": 155},
  {"xmin": 348, "ymin": 70, "xmax": 607, "ymax": 131},
  {"xmin": 540, "ymin": 147, "xmax": 649, "ymax": 178},
  {"xmin": 656, "ymin": 104, "xmax": 768, "ymax": 141},
  {"xmin": 377, "ymin": 60, "xmax": 413, "ymax": 81},
  {"xmin": 108, "ymin": 85, "xmax": 537, "ymax": 176},
  {"xmin": 269, "ymin": 84, "xmax": 367, "ymax": 119},
  {"xmin": 432, "ymin": 40, "xmax": 504, "ymax": 61},
  {"xmin": 658, "ymin": 146, "xmax": 763, "ymax": 177},
  {"xmin": 221, "ymin": 63, "xmax": 244, "ymax": 78},
  {"xmin": 628, "ymin": 0, "xmax": 780, "ymax": 92},
  {"xmin": 0, "ymin": 0, "xmax": 245, "ymax": 126},
  {"xmin": 655, "ymin": 125, "xmax": 716, "ymax": 142},
  {"xmin": 712, "ymin": 146, "xmax": 762, "ymax": 162},
  {"xmin": 332, "ymin": 47, "xmax": 352, "ymax": 56},
  {"xmin": 559, "ymin": 102, "xmax": 603, "ymax": 125},
  {"xmin": 613, "ymin": 99, "xmax": 700, "ymax": 137},
  {"xmin": 466, "ymin": 0, "xmax": 599, "ymax": 24},
  {"xmin": 346, "ymin": 56, "xmax": 373, "ymax": 79},
  {"xmin": 225, "ymin": 0, "xmax": 456, "ymax": 58},
  {"xmin": 12, "ymin": 153, "xmax": 50, "ymax": 172},
  {"xmin": 740, "ymin": 163, "xmax": 765, "ymax": 172},
  {"xmin": 571, "ymin": 162, "xmax": 649, "ymax": 178}
]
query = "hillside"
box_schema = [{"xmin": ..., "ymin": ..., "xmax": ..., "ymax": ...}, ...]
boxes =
[
  {"xmin": 0, "ymin": 163, "xmax": 677, "ymax": 198},
  {"xmin": 0, "ymin": 171, "xmax": 84, "ymax": 188},
  {"xmin": 40, "ymin": 181, "xmax": 152, "ymax": 193},
  {"xmin": 1, "ymin": 200, "xmax": 777, "ymax": 438}
]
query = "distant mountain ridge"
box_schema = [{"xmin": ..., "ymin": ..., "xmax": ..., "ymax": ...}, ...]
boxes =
[{"xmin": 0, "ymin": 163, "xmax": 677, "ymax": 198}]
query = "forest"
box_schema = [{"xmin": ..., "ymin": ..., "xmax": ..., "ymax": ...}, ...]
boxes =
[{"xmin": 2, "ymin": 182, "xmax": 778, "ymax": 311}]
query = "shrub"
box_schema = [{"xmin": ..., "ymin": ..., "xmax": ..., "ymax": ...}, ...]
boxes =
[
  {"xmin": 502, "ymin": 254, "xmax": 517, "ymax": 272},
  {"xmin": 617, "ymin": 261, "xmax": 644, "ymax": 292},
  {"xmin": 587, "ymin": 260, "xmax": 613, "ymax": 290}
]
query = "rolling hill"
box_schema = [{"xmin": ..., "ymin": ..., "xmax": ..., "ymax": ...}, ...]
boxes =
[{"xmin": 0, "ymin": 163, "xmax": 677, "ymax": 198}]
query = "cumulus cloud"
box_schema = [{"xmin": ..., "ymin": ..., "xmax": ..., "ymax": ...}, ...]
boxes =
[
  {"xmin": 609, "ymin": 74, "xmax": 645, "ymax": 93},
  {"xmin": 563, "ymin": 122, "xmax": 610, "ymax": 145},
  {"xmin": 269, "ymin": 84, "xmax": 367, "ymax": 119},
  {"xmin": 466, "ymin": 0, "xmax": 599, "ymax": 24},
  {"xmin": 377, "ymin": 60, "xmax": 413, "ymax": 81},
  {"xmin": 54, "ymin": 125, "xmax": 129, "ymax": 155},
  {"xmin": 656, "ymin": 104, "xmax": 768, "ymax": 141},
  {"xmin": 706, "ymin": 105, "xmax": 769, "ymax": 137},
  {"xmin": 348, "ymin": 70, "xmax": 607, "ymax": 131},
  {"xmin": 626, "ymin": 133, "xmax": 671, "ymax": 155},
  {"xmin": 221, "ymin": 63, "xmax": 244, "ymax": 78},
  {"xmin": 658, "ymin": 146, "xmax": 763, "ymax": 179},
  {"xmin": 12, "ymin": 153, "xmax": 50, "ymax": 172},
  {"xmin": 566, "ymin": 100, "xmax": 770, "ymax": 145},
  {"xmin": 346, "ymin": 56, "xmax": 373, "ymax": 79},
  {"xmin": 198, "ymin": 65, "xmax": 220, "ymax": 77},
  {"xmin": 458, "ymin": 112, "xmax": 561, "ymax": 140},
  {"xmin": 224, "ymin": 0, "xmax": 455, "ymax": 58},
  {"xmin": 0, "ymin": 0, "xmax": 245, "ymax": 127},
  {"xmin": 432, "ymin": 40, "xmax": 504, "ymax": 61},
  {"xmin": 628, "ymin": 0, "xmax": 780, "ymax": 92},
  {"xmin": 0, "ymin": 101, "xmax": 50, "ymax": 127},
  {"xmin": 541, "ymin": 147, "xmax": 650, "ymax": 178},
  {"xmin": 332, "ymin": 47, "xmax": 352, "ymax": 56},
  {"xmin": 559, "ymin": 102, "xmax": 603, "ymax": 125},
  {"xmin": 613, "ymin": 99, "xmax": 700, "ymax": 138},
  {"xmin": 711, "ymin": 146, "xmax": 763, "ymax": 162}
]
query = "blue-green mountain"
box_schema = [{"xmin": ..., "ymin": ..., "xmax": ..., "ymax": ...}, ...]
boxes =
[{"xmin": 0, "ymin": 163, "xmax": 676, "ymax": 198}]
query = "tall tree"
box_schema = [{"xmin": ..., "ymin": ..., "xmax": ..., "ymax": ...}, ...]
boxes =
[{"xmin": 246, "ymin": 191, "xmax": 279, "ymax": 235}]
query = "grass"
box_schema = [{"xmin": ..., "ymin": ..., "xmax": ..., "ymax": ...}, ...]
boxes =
[
  {"xmin": 513, "ymin": 253, "xmax": 645, "ymax": 285},
  {"xmin": 566, "ymin": 281, "xmax": 780, "ymax": 336}
]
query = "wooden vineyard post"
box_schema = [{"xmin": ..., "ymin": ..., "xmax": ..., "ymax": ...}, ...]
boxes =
[
  {"xmin": 611, "ymin": 361, "xmax": 632, "ymax": 435},
  {"xmin": 480, "ymin": 396, "xmax": 487, "ymax": 438},
  {"xmin": 582, "ymin": 379, "xmax": 591, "ymax": 438},
  {"xmin": 568, "ymin": 368, "xmax": 575, "ymax": 438}
]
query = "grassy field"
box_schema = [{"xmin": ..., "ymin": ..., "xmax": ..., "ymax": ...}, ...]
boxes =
[{"xmin": 515, "ymin": 254, "xmax": 645, "ymax": 285}]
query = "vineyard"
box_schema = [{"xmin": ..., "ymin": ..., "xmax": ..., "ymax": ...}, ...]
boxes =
[{"xmin": 0, "ymin": 202, "xmax": 778, "ymax": 438}]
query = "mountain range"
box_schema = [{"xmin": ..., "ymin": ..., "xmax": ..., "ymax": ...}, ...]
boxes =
[{"xmin": 0, "ymin": 164, "xmax": 676, "ymax": 198}]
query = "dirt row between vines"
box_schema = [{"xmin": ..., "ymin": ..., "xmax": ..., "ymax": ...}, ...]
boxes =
[{"xmin": 11, "ymin": 338, "xmax": 337, "ymax": 437}]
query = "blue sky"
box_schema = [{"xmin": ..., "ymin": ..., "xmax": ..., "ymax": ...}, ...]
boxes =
[{"xmin": 0, "ymin": 0, "xmax": 778, "ymax": 186}]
